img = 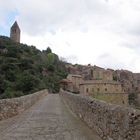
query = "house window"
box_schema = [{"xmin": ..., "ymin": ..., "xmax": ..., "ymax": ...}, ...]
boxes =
[
  {"xmin": 97, "ymin": 88, "xmax": 100, "ymax": 92},
  {"xmin": 92, "ymin": 88, "xmax": 94, "ymax": 92},
  {"xmin": 105, "ymin": 88, "xmax": 107, "ymax": 91},
  {"xmin": 86, "ymin": 88, "xmax": 89, "ymax": 93}
]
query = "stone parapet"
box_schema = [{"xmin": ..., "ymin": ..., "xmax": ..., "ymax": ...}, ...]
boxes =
[
  {"xmin": 60, "ymin": 90, "xmax": 140, "ymax": 140},
  {"xmin": 0, "ymin": 89, "xmax": 48, "ymax": 121}
]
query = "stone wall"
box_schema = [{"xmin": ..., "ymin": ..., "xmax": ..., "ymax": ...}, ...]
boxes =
[
  {"xmin": 136, "ymin": 94, "xmax": 140, "ymax": 108},
  {"xmin": 0, "ymin": 89, "xmax": 48, "ymax": 121},
  {"xmin": 60, "ymin": 90, "xmax": 140, "ymax": 140}
]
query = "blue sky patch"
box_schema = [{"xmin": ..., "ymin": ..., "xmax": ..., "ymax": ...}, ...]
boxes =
[{"xmin": 0, "ymin": 10, "xmax": 19, "ymax": 37}]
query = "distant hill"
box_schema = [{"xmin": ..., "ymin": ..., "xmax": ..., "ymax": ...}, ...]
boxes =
[{"xmin": 0, "ymin": 36, "xmax": 68, "ymax": 98}]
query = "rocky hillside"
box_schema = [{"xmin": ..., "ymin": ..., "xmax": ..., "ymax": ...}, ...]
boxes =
[{"xmin": 0, "ymin": 36, "xmax": 68, "ymax": 98}]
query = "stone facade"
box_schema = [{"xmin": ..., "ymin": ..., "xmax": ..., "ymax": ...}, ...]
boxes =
[
  {"xmin": 60, "ymin": 79, "xmax": 72, "ymax": 91},
  {"xmin": 65, "ymin": 74, "xmax": 83, "ymax": 93},
  {"xmin": 114, "ymin": 70, "xmax": 140, "ymax": 94},
  {"xmin": 92, "ymin": 66, "xmax": 113, "ymax": 81},
  {"xmin": 0, "ymin": 90, "xmax": 48, "ymax": 121},
  {"xmin": 62, "ymin": 66, "xmax": 122, "ymax": 95},
  {"xmin": 10, "ymin": 21, "xmax": 20, "ymax": 43},
  {"xmin": 63, "ymin": 64, "xmax": 140, "ymax": 106},
  {"xmin": 79, "ymin": 80, "xmax": 128, "ymax": 105},
  {"xmin": 60, "ymin": 90, "xmax": 140, "ymax": 140},
  {"xmin": 80, "ymin": 80, "xmax": 123, "ymax": 94},
  {"xmin": 65, "ymin": 64, "xmax": 140, "ymax": 93},
  {"xmin": 61, "ymin": 66, "xmax": 128, "ymax": 105},
  {"xmin": 136, "ymin": 94, "xmax": 140, "ymax": 107}
]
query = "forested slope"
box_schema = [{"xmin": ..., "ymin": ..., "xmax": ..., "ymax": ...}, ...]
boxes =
[{"xmin": 0, "ymin": 36, "xmax": 67, "ymax": 98}]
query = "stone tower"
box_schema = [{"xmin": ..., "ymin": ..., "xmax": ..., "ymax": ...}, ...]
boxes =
[{"xmin": 10, "ymin": 21, "xmax": 20, "ymax": 43}]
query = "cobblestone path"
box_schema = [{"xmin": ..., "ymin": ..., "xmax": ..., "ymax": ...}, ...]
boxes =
[{"xmin": 0, "ymin": 94, "xmax": 101, "ymax": 140}]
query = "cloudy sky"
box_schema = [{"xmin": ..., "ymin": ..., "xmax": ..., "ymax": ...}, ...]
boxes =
[{"xmin": 1, "ymin": 0, "xmax": 140, "ymax": 72}]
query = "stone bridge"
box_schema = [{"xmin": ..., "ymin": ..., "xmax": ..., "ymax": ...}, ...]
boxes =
[
  {"xmin": 0, "ymin": 90, "xmax": 101, "ymax": 140},
  {"xmin": 0, "ymin": 90, "xmax": 139, "ymax": 140}
]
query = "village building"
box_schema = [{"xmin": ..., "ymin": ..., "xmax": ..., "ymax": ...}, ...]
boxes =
[
  {"xmin": 61, "ymin": 65, "xmax": 128, "ymax": 105},
  {"xmin": 79, "ymin": 80, "xmax": 128, "ymax": 105},
  {"xmin": 79, "ymin": 80, "xmax": 123, "ymax": 95},
  {"xmin": 60, "ymin": 79, "xmax": 73, "ymax": 91},
  {"xmin": 66, "ymin": 74, "xmax": 83, "ymax": 93}
]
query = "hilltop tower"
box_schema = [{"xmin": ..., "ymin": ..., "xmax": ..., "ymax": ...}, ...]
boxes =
[{"xmin": 10, "ymin": 21, "xmax": 20, "ymax": 43}]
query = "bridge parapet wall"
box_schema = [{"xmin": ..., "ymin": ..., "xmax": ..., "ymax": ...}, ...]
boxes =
[
  {"xmin": 60, "ymin": 90, "xmax": 140, "ymax": 140},
  {"xmin": 0, "ymin": 89, "xmax": 48, "ymax": 121}
]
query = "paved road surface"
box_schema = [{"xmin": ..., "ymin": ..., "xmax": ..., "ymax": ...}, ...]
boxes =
[{"xmin": 0, "ymin": 94, "xmax": 101, "ymax": 140}]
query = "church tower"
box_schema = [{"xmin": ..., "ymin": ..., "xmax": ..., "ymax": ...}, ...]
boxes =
[{"xmin": 10, "ymin": 21, "xmax": 20, "ymax": 43}]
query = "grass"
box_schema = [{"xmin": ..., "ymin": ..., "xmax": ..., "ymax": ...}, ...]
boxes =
[{"xmin": 91, "ymin": 93, "xmax": 128, "ymax": 106}]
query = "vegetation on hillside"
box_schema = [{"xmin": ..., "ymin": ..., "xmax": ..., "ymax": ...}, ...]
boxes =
[{"xmin": 0, "ymin": 36, "xmax": 68, "ymax": 98}]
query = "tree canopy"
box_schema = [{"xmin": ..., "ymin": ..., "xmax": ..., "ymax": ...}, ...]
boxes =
[{"xmin": 0, "ymin": 36, "xmax": 68, "ymax": 98}]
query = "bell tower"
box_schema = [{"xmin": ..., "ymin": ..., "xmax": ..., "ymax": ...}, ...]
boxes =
[{"xmin": 10, "ymin": 21, "xmax": 20, "ymax": 43}]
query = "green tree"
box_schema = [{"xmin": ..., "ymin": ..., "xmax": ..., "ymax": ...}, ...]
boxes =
[{"xmin": 46, "ymin": 47, "xmax": 52, "ymax": 54}]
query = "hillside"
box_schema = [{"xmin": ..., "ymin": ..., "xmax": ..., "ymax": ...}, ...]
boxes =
[{"xmin": 0, "ymin": 36, "xmax": 68, "ymax": 98}]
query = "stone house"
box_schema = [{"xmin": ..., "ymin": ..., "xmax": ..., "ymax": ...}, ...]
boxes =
[
  {"xmin": 60, "ymin": 79, "xmax": 73, "ymax": 91},
  {"xmin": 79, "ymin": 80, "xmax": 128, "ymax": 105},
  {"xmin": 66, "ymin": 74, "xmax": 83, "ymax": 93},
  {"xmin": 61, "ymin": 65, "xmax": 128, "ymax": 105},
  {"xmin": 60, "ymin": 74, "xmax": 83, "ymax": 93},
  {"xmin": 91, "ymin": 66, "xmax": 113, "ymax": 81},
  {"xmin": 79, "ymin": 80, "xmax": 123, "ymax": 95}
]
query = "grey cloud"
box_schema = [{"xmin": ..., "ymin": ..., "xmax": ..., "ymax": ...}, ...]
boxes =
[
  {"xmin": 11, "ymin": 0, "xmax": 115, "ymax": 35},
  {"xmin": 121, "ymin": 42, "xmax": 140, "ymax": 55},
  {"xmin": 65, "ymin": 55, "xmax": 78, "ymax": 64},
  {"xmin": 127, "ymin": 24, "xmax": 140, "ymax": 36},
  {"xmin": 1, "ymin": 0, "xmax": 140, "ymax": 38},
  {"xmin": 95, "ymin": 53, "xmax": 127, "ymax": 70}
]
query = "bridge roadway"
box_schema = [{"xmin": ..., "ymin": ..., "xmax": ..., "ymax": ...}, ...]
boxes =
[{"xmin": 0, "ymin": 94, "xmax": 101, "ymax": 140}]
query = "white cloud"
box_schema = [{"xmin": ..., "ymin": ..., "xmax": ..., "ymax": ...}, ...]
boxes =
[
  {"xmin": 1, "ymin": 0, "xmax": 140, "ymax": 72},
  {"xmin": 0, "ymin": 0, "xmax": 15, "ymax": 26}
]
